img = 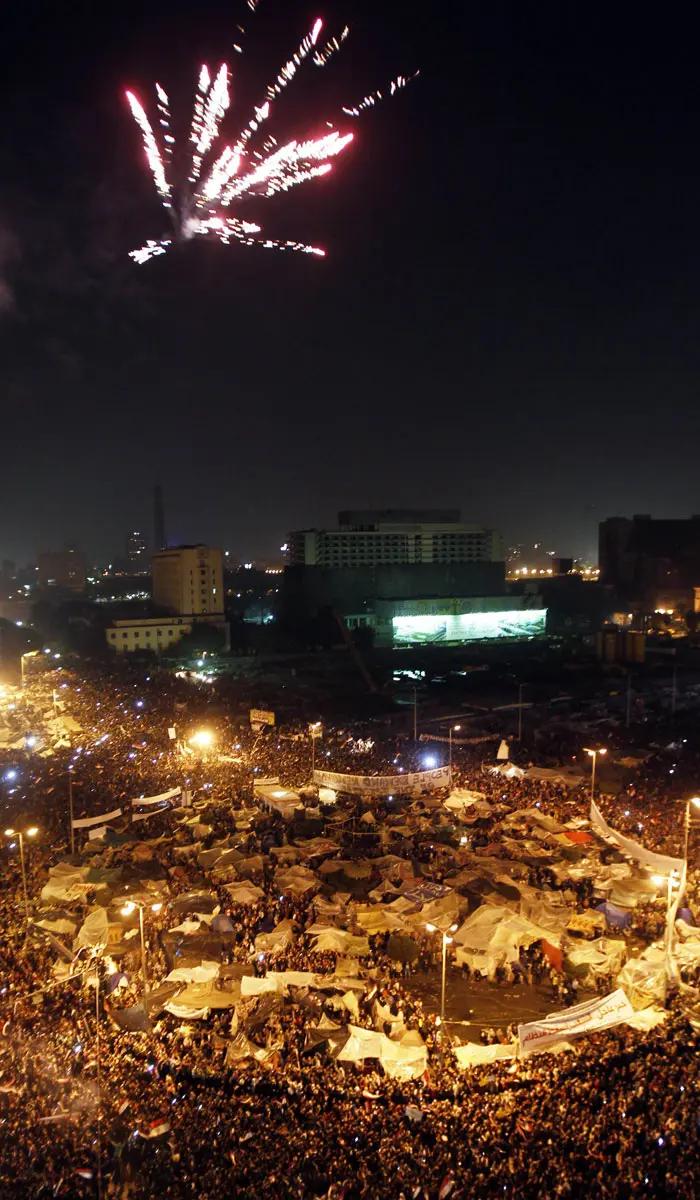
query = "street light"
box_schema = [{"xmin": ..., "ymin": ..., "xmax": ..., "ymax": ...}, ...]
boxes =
[
  {"xmin": 309, "ymin": 722, "xmax": 322, "ymax": 782},
  {"xmin": 4, "ymin": 825, "xmax": 38, "ymax": 926},
  {"xmin": 20, "ymin": 650, "xmax": 39, "ymax": 686},
  {"xmin": 121, "ymin": 900, "xmax": 162, "ymax": 991},
  {"xmin": 449, "ymin": 725, "xmax": 461, "ymax": 782},
  {"xmin": 426, "ymin": 922, "xmax": 459, "ymax": 1027},
  {"xmin": 683, "ymin": 797, "xmax": 700, "ymax": 861},
  {"xmin": 584, "ymin": 747, "xmax": 607, "ymax": 803}
]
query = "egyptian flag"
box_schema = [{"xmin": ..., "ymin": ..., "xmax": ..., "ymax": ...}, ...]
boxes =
[{"xmin": 141, "ymin": 1118, "xmax": 171, "ymax": 1138}]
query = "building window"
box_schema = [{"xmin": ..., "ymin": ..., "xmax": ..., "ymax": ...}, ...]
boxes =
[{"xmin": 122, "ymin": 633, "xmax": 127, "ymax": 639}]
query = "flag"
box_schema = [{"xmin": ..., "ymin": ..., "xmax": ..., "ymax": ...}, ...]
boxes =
[
  {"xmin": 438, "ymin": 1177, "xmax": 455, "ymax": 1200},
  {"xmin": 141, "ymin": 1119, "xmax": 170, "ymax": 1138},
  {"xmin": 75, "ymin": 1170, "xmax": 93, "ymax": 1180},
  {"xmin": 497, "ymin": 739, "xmax": 509, "ymax": 761}
]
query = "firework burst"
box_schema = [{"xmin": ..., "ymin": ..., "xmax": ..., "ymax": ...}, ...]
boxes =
[{"xmin": 125, "ymin": 5, "xmax": 417, "ymax": 264}]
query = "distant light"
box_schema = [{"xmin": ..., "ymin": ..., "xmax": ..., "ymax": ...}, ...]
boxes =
[
  {"xmin": 423, "ymin": 755, "xmax": 437, "ymax": 768},
  {"xmin": 135, "ymin": 700, "xmax": 144, "ymax": 708},
  {"xmin": 3, "ymin": 770, "xmax": 17, "ymax": 782},
  {"xmin": 15, "ymin": 621, "xmax": 21, "ymax": 627},
  {"xmin": 25, "ymin": 736, "xmax": 37, "ymax": 748}
]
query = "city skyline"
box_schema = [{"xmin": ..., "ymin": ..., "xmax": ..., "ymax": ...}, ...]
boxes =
[{"xmin": 3, "ymin": 1, "xmax": 700, "ymax": 565}]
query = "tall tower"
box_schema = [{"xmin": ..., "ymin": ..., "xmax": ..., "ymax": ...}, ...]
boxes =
[{"xmin": 154, "ymin": 484, "xmax": 167, "ymax": 551}]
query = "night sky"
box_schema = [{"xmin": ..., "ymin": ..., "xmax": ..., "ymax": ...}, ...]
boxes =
[{"xmin": 2, "ymin": 1, "xmax": 700, "ymax": 566}]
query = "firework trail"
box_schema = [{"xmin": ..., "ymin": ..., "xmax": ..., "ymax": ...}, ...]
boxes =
[{"xmin": 125, "ymin": 5, "xmax": 417, "ymax": 263}]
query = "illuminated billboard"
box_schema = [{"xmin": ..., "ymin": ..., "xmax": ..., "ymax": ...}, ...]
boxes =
[{"xmin": 392, "ymin": 609, "xmax": 547, "ymax": 645}]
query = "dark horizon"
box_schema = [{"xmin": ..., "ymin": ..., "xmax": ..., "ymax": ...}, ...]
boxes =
[{"xmin": 2, "ymin": 1, "xmax": 700, "ymax": 566}]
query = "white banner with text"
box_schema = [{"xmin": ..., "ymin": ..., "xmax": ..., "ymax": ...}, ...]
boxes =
[{"xmin": 313, "ymin": 766, "xmax": 451, "ymax": 795}]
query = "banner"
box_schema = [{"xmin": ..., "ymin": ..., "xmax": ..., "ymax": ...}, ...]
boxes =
[
  {"xmin": 313, "ymin": 766, "xmax": 451, "ymax": 795},
  {"xmin": 250, "ymin": 708, "xmax": 275, "ymax": 726},
  {"xmin": 130, "ymin": 787, "xmax": 182, "ymax": 808},
  {"xmin": 71, "ymin": 807, "xmax": 123, "ymax": 830},
  {"xmin": 590, "ymin": 799, "xmax": 685, "ymax": 876},
  {"xmin": 518, "ymin": 988, "xmax": 635, "ymax": 1055}
]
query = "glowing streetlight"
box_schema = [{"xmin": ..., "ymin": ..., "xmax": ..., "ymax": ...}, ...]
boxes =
[
  {"xmin": 5, "ymin": 825, "xmax": 38, "ymax": 926},
  {"xmin": 120, "ymin": 900, "xmax": 163, "ymax": 990},
  {"xmin": 309, "ymin": 722, "xmax": 322, "ymax": 782},
  {"xmin": 20, "ymin": 650, "xmax": 39, "ymax": 686},
  {"xmin": 449, "ymin": 724, "xmax": 461, "ymax": 781},
  {"xmin": 426, "ymin": 922, "xmax": 459, "ymax": 1027},
  {"xmin": 584, "ymin": 747, "xmax": 607, "ymax": 803}
]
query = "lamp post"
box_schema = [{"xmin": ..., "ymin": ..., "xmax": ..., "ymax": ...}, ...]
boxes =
[
  {"xmin": 584, "ymin": 747, "xmax": 607, "ymax": 804},
  {"xmin": 517, "ymin": 683, "xmax": 524, "ymax": 742},
  {"xmin": 683, "ymin": 797, "xmax": 700, "ymax": 862},
  {"xmin": 309, "ymin": 722, "xmax": 322, "ymax": 783},
  {"xmin": 413, "ymin": 688, "xmax": 418, "ymax": 740},
  {"xmin": 20, "ymin": 650, "xmax": 38, "ymax": 686},
  {"xmin": 4, "ymin": 826, "xmax": 38, "ymax": 927},
  {"xmin": 426, "ymin": 922, "xmax": 458, "ymax": 1027},
  {"xmin": 121, "ymin": 900, "xmax": 162, "ymax": 991},
  {"xmin": 449, "ymin": 725, "xmax": 461, "ymax": 783}
]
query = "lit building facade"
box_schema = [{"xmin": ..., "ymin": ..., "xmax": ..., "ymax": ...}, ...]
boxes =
[
  {"xmin": 106, "ymin": 617, "xmax": 192, "ymax": 654},
  {"xmin": 126, "ymin": 531, "xmax": 148, "ymax": 570},
  {"xmin": 152, "ymin": 545, "xmax": 224, "ymax": 619},
  {"xmin": 288, "ymin": 510, "xmax": 504, "ymax": 569},
  {"xmin": 370, "ymin": 595, "xmax": 546, "ymax": 646}
]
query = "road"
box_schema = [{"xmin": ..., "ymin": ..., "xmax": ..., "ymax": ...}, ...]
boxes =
[{"xmin": 403, "ymin": 963, "xmax": 597, "ymax": 1038}]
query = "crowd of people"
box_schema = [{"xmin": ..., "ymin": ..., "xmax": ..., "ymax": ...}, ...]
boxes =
[{"xmin": 0, "ymin": 660, "xmax": 698, "ymax": 1198}]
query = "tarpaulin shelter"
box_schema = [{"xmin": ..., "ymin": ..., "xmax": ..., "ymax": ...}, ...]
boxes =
[
  {"xmin": 274, "ymin": 865, "xmax": 319, "ymax": 897},
  {"xmin": 75, "ymin": 907, "xmax": 110, "ymax": 950},
  {"xmin": 453, "ymin": 903, "xmax": 559, "ymax": 978},
  {"xmin": 596, "ymin": 901, "xmax": 631, "ymax": 930},
  {"xmin": 567, "ymin": 938, "xmax": 627, "ymax": 982},
  {"xmin": 224, "ymin": 883, "xmax": 265, "ymax": 905}
]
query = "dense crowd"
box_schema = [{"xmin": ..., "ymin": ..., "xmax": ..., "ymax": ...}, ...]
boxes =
[{"xmin": 0, "ymin": 661, "xmax": 699, "ymax": 1198}]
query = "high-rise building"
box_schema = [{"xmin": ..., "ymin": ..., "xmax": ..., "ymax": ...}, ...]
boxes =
[
  {"xmin": 125, "ymin": 531, "xmax": 148, "ymax": 571},
  {"xmin": 599, "ymin": 515, "xmax": 700, "ymax": 596},
  {"xmin": 288, "ymin": 509, "xmax": 504, "ymax": 568},
  {"xmin": 37, "ymin": 545, "xmax": 87, "ymax": 592},
  {"xmin": 154, "ymin": 483, "xmax": 167, "ymax": 552},
  {"xmin": 152, "ymin": 545, "xmax": 224, "ymax": 619}
]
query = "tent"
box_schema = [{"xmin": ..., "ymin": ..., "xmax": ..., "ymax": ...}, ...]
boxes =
[
  {"xmin": 567, "ymin": 938, "xmax": 627, "ymax": 981},
  {"xmin": 75, "ymin": 906, "xmax": 110, "ymax": 950},
  {"xmin": 453, "ymin": 903, "xmax": 558, "ymax": 978},
  {"xmin": 275, "ymin": 865, "xmax": 319, "ymax": 897},
  {"xmin": 223, "ymin": 883, "xmax": 265, "ymax": 905}
]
